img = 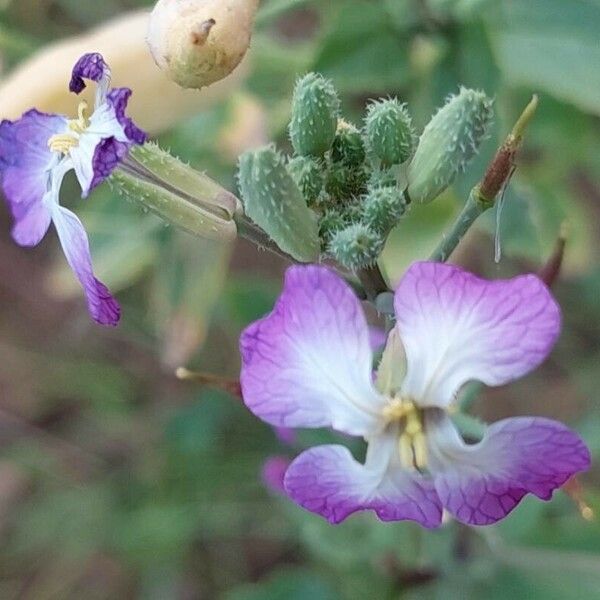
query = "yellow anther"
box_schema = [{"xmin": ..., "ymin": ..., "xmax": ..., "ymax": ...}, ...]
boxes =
[
  {"xmin": 384, "ymin": 398, "xmax": 428, "ymax": 470},
  {"xmin": 68, "ymin": 101, "xmax": 89, "ymax": 134},
  {"xmin": 48, "ymin": 133, "xmax": 79, "ymax": 154},
  {"xmin": 48, "ymin": 101, "xmax": 89, "ymax": 155},
  {"xmin": 412, "ymin": 431, "xmax": 428, "ymax": 470},
  {"xmin": 382, "ymin": 398, "xmax": 411, "ymax": 422},
  {"xmin": 399, "ymin": 434, "xmax": 414, "ymax": 470}
]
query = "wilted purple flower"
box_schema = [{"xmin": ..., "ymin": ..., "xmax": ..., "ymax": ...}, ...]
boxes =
[
  {"xmin": 240, "ymin": 262, "xmax": 590, "ymax": 527},
  {"xmin": 0, "ymin": 53, "xmax": 146, "ymax": 325}
]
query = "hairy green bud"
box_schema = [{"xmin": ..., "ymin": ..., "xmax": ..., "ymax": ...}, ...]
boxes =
[
  {"xmin": 368, "ymin": 167, "xmax": 399, "ymax": 190},
  {"xmin": 328, "ymin": 223, "xmax": 383, "ymax": 270},
  {"xmin": 289, "ymin": 73, "xmax": 340, "ymax": 157},
  {"xmin": 287, "ymin": 155, "xmax": 324, "ymax": 206},
  {"xmin": 318, "ymin": 209, "xmax": 347, "ymax": 243},
  {"xmin": 237, "ymin": 145, "xmax": 320, "ymax": 262},
  {"xmin": 407, "ymin": 87, "xmax": 494, "ymax": 204},
  {"xmin": 364, "ymin": 98, "xmax": 416, "ymax": 166},
  {"xmin": 363, "ymin": 186, "xmax": 407, "ymax": 234},
  {"xmin": 331, "ymin": 120, "xmax": 366, "ymax": 167},
  {"xmin": 325, "ymin": 163, "xmax": 368, "ymax": 201}
]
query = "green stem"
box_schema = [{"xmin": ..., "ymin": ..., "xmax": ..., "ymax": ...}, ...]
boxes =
[
  {"xmin": 235, "ymin": 214, "xmax": 367, "ymax": 297},
  {"xmin": 429, "ymin": 188, "xmax": 489, "ymax": 262},
  {"xmin": 234, "ymin": 214, "xmax": 298, "ymax": 262},
  {"xmin": 357, "ymin": 263, "xmax": 390, "ymax": 302}
]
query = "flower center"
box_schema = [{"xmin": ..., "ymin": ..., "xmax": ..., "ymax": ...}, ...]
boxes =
[
  {"xmin": 382, "ymin": 397, "xmax": 428, "ymax": 470},
  {"xmin": 48, "ymin": 101, "xmax": 89, "ymax": 154}
]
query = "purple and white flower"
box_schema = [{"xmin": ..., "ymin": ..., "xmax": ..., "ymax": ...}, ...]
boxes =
[
  {"xmin": 240, "ymin": 262, "xmax": 590, "ymax": 528},
  {"xmin": 0, "ymin": 53, "xmax": 146, "ymax": 325}
]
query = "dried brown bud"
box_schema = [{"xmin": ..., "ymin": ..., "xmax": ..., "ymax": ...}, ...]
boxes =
[
  {"xmin": 478, "ymin": 95, "xmax": 538, "ymax": 205},
  {"xmin": 537, "ymin": 223, "xmax": 568, "ymax": 288}
]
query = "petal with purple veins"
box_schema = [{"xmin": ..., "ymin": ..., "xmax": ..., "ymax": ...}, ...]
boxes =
[
  {"xmin": 11, "ymin": 201, "xmax": 52, "ymax": 247},
  {"xmin": 240, "ymin": 265, "xmax": 386, "ymax": 437},
  {"xmin": 69, "ymin": 52, "xmax": 110, "ymax": 96},
  {"xmin": 284, "ymin": 435, "xmax": 442, "ymax": 526},
  {"xmin": 394, "ymin": 261, "xmax": 561, "ymax": 408},
  {"xmin": 70, "ymin": 90, "xmax": 146, "ymax": 196},
  {"xmin": 0, "ymin": 111, "xmax": 66, "ymax": 236},
  {"xmin": 427, "ymin": 412, "xmax": 590, "ymax": 525},
  {"xmin": 50, "ymin": 200, "xmax": 120, "ymax": 326},
  {"xmin": 107, "ymin": 88, "xmax": 147, "ymax": 145}
]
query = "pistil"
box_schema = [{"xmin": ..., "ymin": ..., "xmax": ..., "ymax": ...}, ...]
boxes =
[{"xmin": 48, "ymin": 101, "xmax": 89, "ymax": 154}]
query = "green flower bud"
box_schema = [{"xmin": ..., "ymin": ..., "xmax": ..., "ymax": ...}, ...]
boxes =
[
  {"xmin": 237, "ymin": 145, "xmax": 320, "ymax": 262},
  {"xmin": 407, "ymin": 87, "xmax": 494, "ymax": 204},
  {"xmin": 363, "ymin": 186, "xmax": 407, "ymax": 234},
  {"xmin": 325, "ymin": 163, "xmax": 368, "ymax": 201},
  {"xmin": 364, "ymin": 98, "xmax": 416, "ymax": 166},
  {"xmin": 328, "ymin": 223, "xmax": 383, "ymax": 270},
  {"xmin": 318, "ymin": 209, "xmax": 347, "ymax": 243},
  {"xmin": 289, "ymin": 73, "xmax": 340, "ymax": 157},
  {"xmin": 287, "ymin": 155, "xmax": 324, "ymax": 206},
  {"xmin": 331, "ymin": 120, "xmax": 366, "ymax": 167},
  {"xmin": 368, "ymin": 167, "xmax": 398, "ymax": 189},
  {"xmin": 112, "ymin": 143, "xmax": 239, "ymax": 240}
]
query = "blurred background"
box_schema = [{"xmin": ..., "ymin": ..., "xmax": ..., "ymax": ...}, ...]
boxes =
[{"xmin": 0, "ymin": 0, "xmax": 599, "ymax": 598}]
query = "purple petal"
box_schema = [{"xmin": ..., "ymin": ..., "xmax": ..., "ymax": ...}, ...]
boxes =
[
  {"xmin": 89, "ymin": 137, "xmax": 130, "ymax": 193},
  {"xmin": 0, "ymin": 111, "xmax": 66, "ymax": 242},
  {"xmin": 240, "ymin": 265, "xmax": 386, "ymax": 436},
  {"xmin": 51, "ymin": 204, "xmax": 120, "ymax": 326},
  {"xmin": 284, "ymin": 443, "xmax": 442, "ymax": 527},
  {"xmin": 69, "ymin": 52, "xmax": 110, "ymax": 94},
  {"xmin": 107, "ymin": 88, "xmax": 147, "ymax": 145},
  {"xmin": 11, "ymin": 201, "xmax": 51, "ymax": 247},
  {"xmin": 394, "ymin": 262, "xmax": 561, "ymax": 408},
  {"xmin": 262, "ymin": 456, "xmax": 291, "ymax": 494},
  {"xmin": 70, "ymin": 89, "xmax": 146, "ymax": 195},
  {"xmin": 428, "ymin": 413, "xmax": 591, "ymax": 525}
]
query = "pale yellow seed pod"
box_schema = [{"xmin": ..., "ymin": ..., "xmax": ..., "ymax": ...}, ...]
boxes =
[
  {"xmin": 0, "ymin": 10, "xmax": 249, "ymax": 134},
  {"xmin": 147, "ymin": 0, "xmax": 259, "ymax": 89}
]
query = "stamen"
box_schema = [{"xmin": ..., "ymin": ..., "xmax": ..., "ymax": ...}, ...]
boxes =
[
  {"xmin": 48, "ymin": 101, "xmax": 90, "ymax": 154},
  {"xmin": 383, "ymin": 397, "xmax": 428, "ymax": 469}
]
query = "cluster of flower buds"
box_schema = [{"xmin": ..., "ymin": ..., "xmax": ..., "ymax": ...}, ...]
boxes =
[{"xmin": 237, "ymin": 74, "xmax": 494, "ymax": 271}]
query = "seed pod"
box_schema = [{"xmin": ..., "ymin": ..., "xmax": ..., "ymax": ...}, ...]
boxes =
[
  {"xmin": 237, "ymin": 145, "xmax": 320, "ymax": 262},
  {"xmin": 289, "ymin": 73, "xmax": 340, "ymax": 157},
  {"xmin": 111, "ymin": 143, "xmax": 239, "ymax": 240},
  {"xmin": 331, "ymin": 120, "xmax": 366, "ymax": 167},
  {"xmin": 328, "ymin": 223, "xmax": 383, "ymax": 270},
  {"xmin": 364, "ymin": 98, "xmax": 416, "ymax": 166},
  {"xmin": 147, "ymin": 0, "xmax": 259, "ymax": 89},
  {"xmin": 287, "ymin": 155, "xmax": 325, "ymax": 207},
  {"xmin": 407, "ymin": 87, "xmax": 493, "ymax": 204},
  {"xmin": 363, "ymin": 186, "xmax": 407, "ymax": 234}
]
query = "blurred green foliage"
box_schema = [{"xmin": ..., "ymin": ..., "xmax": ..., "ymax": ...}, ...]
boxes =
[{"xmin": 0, "ymin": 0, "xmax": 599, "ymax": 598}]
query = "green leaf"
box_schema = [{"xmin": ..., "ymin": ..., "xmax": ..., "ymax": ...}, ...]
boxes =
[
  {"xmin": 487, "ymin": 0, "xmax": 600, "ymax": 115},
  {"xmin": 226, "ymin": 569, "xmax": 339, "ymax": 600},
  {"xmin": 313, "ymin": 1, "xmax": 410, "ymax": 93}
]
